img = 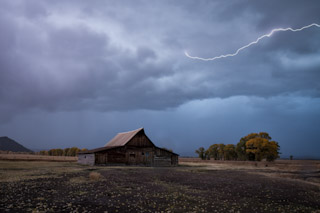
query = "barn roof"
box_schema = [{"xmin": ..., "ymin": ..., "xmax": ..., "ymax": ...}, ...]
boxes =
[
  {"xmin": 104, "ymin": 127, "xmax": 146, "ymax": 147},
  {"xmin": 78, "ymin": 146, "xmax": 120, "ymax": 154},
  {"xmin": 79, "ymin": 128, "xmax": 179, "ymax": 156}
]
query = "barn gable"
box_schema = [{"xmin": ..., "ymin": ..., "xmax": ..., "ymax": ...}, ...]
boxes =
[{"xmin": 104, "ymin": 128, "xmax": 155, "ymax": 148}]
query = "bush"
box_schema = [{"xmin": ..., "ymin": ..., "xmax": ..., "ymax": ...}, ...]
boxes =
[{"xmin": 89, "ymin": 172, "xmax": 103, "ymax": 181}]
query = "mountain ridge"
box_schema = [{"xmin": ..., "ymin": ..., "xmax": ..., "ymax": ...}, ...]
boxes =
[{"xmin": 0, "ymin": 136, "xmax": 32, "ymax": 153}]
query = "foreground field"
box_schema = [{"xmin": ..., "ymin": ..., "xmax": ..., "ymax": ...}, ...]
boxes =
[
  {"xmin": 0, "ymin": 160, "xmax": 319, "ymax": 212},
  {"xmin": 0, "ymin": 153, "xmax": 77, "ymax": 162},
  {"xmin": 179, "ymin": 158, "xmax": 320, "ymax": 187}
]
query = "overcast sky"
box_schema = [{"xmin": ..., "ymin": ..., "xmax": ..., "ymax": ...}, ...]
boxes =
[{"xmin": 0, "ymin": 0, "xmax": 320, "ymax": 158}]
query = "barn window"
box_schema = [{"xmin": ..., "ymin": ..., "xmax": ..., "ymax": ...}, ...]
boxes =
[
  {"xmin": 146, "ymin": 152, "xmax": 149, "ymax": 157},
  {"xmin": 130, "ymin": 154, "xmax": 135, "ymax": 158},
  {"xmin": 141, "ymin": 152, "xmax": 144, "ymax": 155}
]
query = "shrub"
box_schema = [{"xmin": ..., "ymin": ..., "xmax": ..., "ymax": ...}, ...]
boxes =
[{"xmin": 89, "ymin": 172, "xmax": 103, "ymax": 181}]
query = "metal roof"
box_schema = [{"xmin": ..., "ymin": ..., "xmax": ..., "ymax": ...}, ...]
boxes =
[
  {"xmin": 78, "ymin": 146, "xmax": 120, "ymax": 154},
  {"xmin": 104, "ymin": 127, "xmax": 144, "ymax": 147},
  {"xmin": 78, "ymin": 128, "xmax": 179, "ymax": 156}
]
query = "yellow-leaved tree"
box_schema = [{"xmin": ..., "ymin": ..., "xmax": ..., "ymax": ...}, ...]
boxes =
[
  {"xmin": 245, "ymin": 136, "xmax": 280, "ymax": 161},
  {"xmin": 223, "ymin": 144, "xmax": 237, "ymax": 160}
]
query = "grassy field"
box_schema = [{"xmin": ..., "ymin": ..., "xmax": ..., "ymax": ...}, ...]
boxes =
[
  {"xmin": 0, "ymin": 160, "xmax": 319, "ymax": 212},
  {"xmin": 179, "ymin": 158, "xmax": 320, "ymax": 186},
  {"xmin": 0, "ymin": 153, "xmax": 77, "ymax": 162}
]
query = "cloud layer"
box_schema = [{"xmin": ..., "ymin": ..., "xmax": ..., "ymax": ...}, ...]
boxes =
[{"xmin": 1, "ymin": 0, "xmax": 320, "ymax": 122}]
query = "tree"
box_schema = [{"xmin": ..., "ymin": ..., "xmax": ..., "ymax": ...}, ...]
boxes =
[
  {"xmin": 265, "ymin": 141, "xmax": 280, "ymax": 161},
  {"xmin": 64, "ymin": 148, "xmax": 70, "ymax": 156},
  {"xmin": 207, "ymin": 144, "xmax": 219, "ymax": 160},
  {"xmin": 236, "ymin": 133, "xmax": 259, "ymax": 160},
  {"xmin": 195, "ymin": 147, "xmax": 206, "ymax": 160},
  {"xmin": 56, "ymin": 148, "xmax": 63, "ymax": 156},
  {"xmin": 205, "ymin": 149, "xmax": 210, "ymax": 160},
  {"xmin": 39, "ymin": 147, "xmax": 84, "ymax": 156},
  {"xmin": 39, "ymin": 150, "xmax": 48, "ymax": 155},
  {"xmin": 223, "ymin": 144, "xmax": 237, "ymax": 160},
  {"xmin": 236, "ymin": 132, "xmax": 278, "ymax": 161},
  {"xmin": 258, "ymin": 132, "xmax": 271, "ymax": 140},
  {"xmin": 68, "ymin": 147, "xmax": 80, "ymax": 156},
  {"xmin": 217, "ymin": 143, "xmax": 225, "ymax": 160},
  {"xmin": 48, "ymin": 149, "xmax": 54, "ymax": 156},
  {"xmin": 245, "ymin": 137, "xmax": 280, "ymax": 162}
]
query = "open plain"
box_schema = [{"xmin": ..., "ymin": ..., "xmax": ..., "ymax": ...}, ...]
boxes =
[{"xmin": 0, "ymin": 159, "xmax": 319, "ymax": 212}]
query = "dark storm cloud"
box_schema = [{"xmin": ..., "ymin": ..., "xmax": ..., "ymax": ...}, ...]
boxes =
[
  {"xmin": 213, "ymin": 0, "xmax": 320, "ymax": 29},
  {"xmin": 248, "ymin": 1, "xmax": 320, "ymax": 30},
  {"xmin": 2, "ymin": 96, "xmax": 319, "ymax": 158},
  {"xmin": 0, "ymin": 0, "xmax": 320, "ymax": 122}
]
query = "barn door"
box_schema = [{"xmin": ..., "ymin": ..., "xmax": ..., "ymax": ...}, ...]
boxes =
[
  {"xmin": 129, "ymin": 153, "xmax": 136, "ymax": 164},
  {"xmin": 96, "ymin": 153, "xmax": 106, "ymax": 164}
]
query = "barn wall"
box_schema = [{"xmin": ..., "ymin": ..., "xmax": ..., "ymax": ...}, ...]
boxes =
[
  {"xmin": 93, "ymin": 147, "xmax": 155, "ymax": 165},
  {"xmin": 155, "ymin": 148, "xmax": 172, "ymax": 157},
  {"xmin": 171, "ymin": 155, "xmax": 179, "ymax": 166},
  {"xmin": 79, "ymin": 148, "xmax": 178, "ymax": 166},
  {"xmin": 95, "ymin": 153, "xmax": 107, "ymax": 164},
  {"xmin": 126, "ymin": 147, "xmax": 154, "ymax": 165},
  {"xmin": 107, "ymin": 151, "xmax": 126, "ymax": 163},
  {"xmin": 78, "ymin": 153, "xmax": 95, "ymax": 166},
  {"xmin": 95, "ymin": 147, "xmax": 127, "ymax": 165},
  {"xmin": 154, "ymin": 148, "xmax": 178, "ymax": 166},
  {"xmin": 79, "ymin": 130, "xmax": 179, "ymax": 166},
  {"xmin": 154, "ymin": 156, "xmax": 172, "ymax": 166},
  {"xmin": 127, "ymin": 132, "xmax": 154, "ymax": 147}
]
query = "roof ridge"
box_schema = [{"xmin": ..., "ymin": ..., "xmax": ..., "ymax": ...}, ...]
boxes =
[{"xmin": 117, "ymin": 127, "xmax": 143, "ymax": 134}]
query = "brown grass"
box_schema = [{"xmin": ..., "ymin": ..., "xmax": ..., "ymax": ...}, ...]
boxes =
[
  {"xmin": 89, "ymin": 171, "xmax": 103, "ymax": 181},
  {"xmin": 69, "ymin": 176, "xmax": 88, "ymax": 184},
  {"xmin": 0, "ymin": 160, "xmax": 84, "ymax": 182},
  {"xmin": 1, "ymin": 160, "xmax": 319, "ymax": 212},
  {"xmin": 179, "ymin": 158, "xmax": 320, "ymax": 186},
  {"xmin": 0, "ymin": 153, "xmax": 77, "ymax": 162}
]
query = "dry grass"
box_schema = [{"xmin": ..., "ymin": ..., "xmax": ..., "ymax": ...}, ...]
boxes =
[
  {"xmin": 1, "ymin": 159, "xmax": 319, "ymax": 212},
  {"xmin": 0, "ymin": 160, "xmax": 134, "ymax": 183},
  {"xmin": 179, "ymin": 158, "xmax": 320, "ymax": 186},
  {"xmin": 0, "ymin": 153, "xmax": 77, "ymax": 162},
  {"xmin": 0, "ymin": 160, "xmax": 85, "ymax": 182},
  {"xmin": 89, "ymin": 171, "xmax": 103, "ymax": 181},
  {"xmin": 1, "ymin": 158, "xmax": 319, "ymax": 186},
  {"xmin": 69, "ymin": 176, "xmax": 88, "ymax": 184}
]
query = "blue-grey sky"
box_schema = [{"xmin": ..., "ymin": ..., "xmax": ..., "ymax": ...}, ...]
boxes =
[{"xmin": 0, "ymin": 0, "xmax": 320, "ymax": 158}]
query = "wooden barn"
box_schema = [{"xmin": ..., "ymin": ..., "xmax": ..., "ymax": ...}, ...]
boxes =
[{"xmin": 78, "ymin": 128, "xmax": 179, "ymax": 166}]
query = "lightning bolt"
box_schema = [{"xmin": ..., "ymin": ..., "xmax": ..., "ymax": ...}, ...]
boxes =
[{"xmin": 185, "ymin": 23, "xmax": 320, "ymax": 61}]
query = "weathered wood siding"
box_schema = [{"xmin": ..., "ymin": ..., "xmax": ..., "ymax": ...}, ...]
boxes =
[
  {"xmin": 107, "ymin": 151, "xmax": 126, "ymax": 164},
  {"xmin": 92, "ymin": 147, "xmax": 178, "ymax": 166},
  {"xmin": 79, "ymin": 129, "xmax": 178, "ymax": 166},
  {"xmin": 95, "ymin": 147, "xmax": 127, "ymax": 164},
  {"xmin": 154, "ymin": 156, "xmax": 171, "ymax": 166},
  {"xmin": 95, "ymin": 153, "xmax": 107, "ymax": 164},
  {"xmin": 78, "ymin": 153, "xmax": 95, "ymax": 166},
  {"xmin": 84, "ymin": 147, "xmax": 178, "ymax": 166},
  {"xmin": 154, "ymin": 148, "xmax": 178, "ymax": 166},
  {"xmin": 127, "ymin": 131, "xmax": 154, "ymax": 147},
  {"xmin": 171, "ymin": 155, "xmax": 179, "ymax": 166},
  {"xmin": 126, "ymin": 147, "xmax": 154, "ymax": 165}
]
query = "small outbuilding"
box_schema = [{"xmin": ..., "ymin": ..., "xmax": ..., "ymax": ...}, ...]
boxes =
[{"xmin": 78, "ymin": 128, "xmax": 179, "ymax": 166}]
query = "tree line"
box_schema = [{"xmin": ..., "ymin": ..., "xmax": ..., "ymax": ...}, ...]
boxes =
[
  {"xmin": 196, "ymin": 132, "xmax": 280, "ymax": 162},
  {"xmin": 38, "ymin": 147, "xmax": 88, "ymax": 157}
]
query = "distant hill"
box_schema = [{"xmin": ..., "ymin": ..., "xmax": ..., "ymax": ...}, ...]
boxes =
[{"xmin": 0, "ymin": 136, "xmax": 32, "ymax": 153}]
